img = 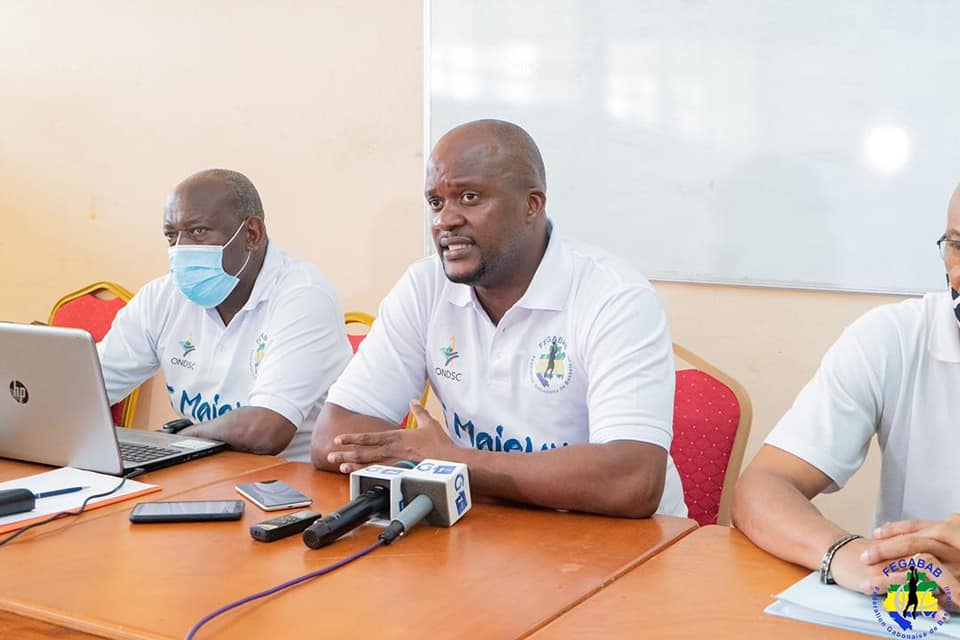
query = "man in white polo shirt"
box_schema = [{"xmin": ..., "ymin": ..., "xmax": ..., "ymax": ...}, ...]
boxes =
[
  {"xmin": 98, "ymin": 169, "xmax": 352, "ymax": 461},
  {"xmin": 311, "ymin": 120, "xmax": 686, "ymax": 518},
  {"xmin": 732, "ymin": 184, "xmax": 960, "ymax": 599}
]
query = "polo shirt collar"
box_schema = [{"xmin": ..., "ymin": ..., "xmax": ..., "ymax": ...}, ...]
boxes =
[
  {"xmin": 928, "ymin": 290, "xmax": 960, "ymax": 363},
  {"xmin": 443, "ymin": 219, "xmax": 573, "ymax": 312},
  {"xmin": 241, "ymin": 240, "xmax": 279, "ymax": 312},
  {"xmin": 514, "ymin": 221, "xmax": 572, "ymax": 311}
]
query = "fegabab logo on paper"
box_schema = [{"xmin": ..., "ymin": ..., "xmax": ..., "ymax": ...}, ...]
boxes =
[
  {"xmin": 871, "ymin": 557, "xmax": 952, "ymax": 639},
  {"xmin": 8, "ymin": 380, "xmax": 28, "ymax": 404}
]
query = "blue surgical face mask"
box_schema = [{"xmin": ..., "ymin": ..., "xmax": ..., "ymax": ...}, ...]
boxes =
[
  {"xmin": 950, "ymin": 276, "xmax": 960, "ymax": 327},
  {"xmin": 168, "ymin": 220, "xmax": 252, "ymax": 308}
]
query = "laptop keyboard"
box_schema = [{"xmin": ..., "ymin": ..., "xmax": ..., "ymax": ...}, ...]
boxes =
[{"xmin": 119, "ymin": 442, "xmax": 180, "ymax": 463}]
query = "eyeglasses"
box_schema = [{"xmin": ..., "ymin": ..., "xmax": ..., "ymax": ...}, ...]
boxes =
[{"xmin": 937, "ymin": 234, "xmax": 960, "ymax": 261}]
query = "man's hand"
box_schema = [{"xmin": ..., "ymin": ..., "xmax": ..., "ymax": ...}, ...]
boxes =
[
  {"xmin": 327, "ymin": 401, "xmax": 460, "ymax": 473},
  {"xmin": 862, "ymin": 515, "xmax": 960, "ymax": 581}
]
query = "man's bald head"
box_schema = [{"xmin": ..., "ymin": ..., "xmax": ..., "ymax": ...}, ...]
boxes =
[
  {"xmin": 431, "ymin": 119, "xmax": 546, "ymax": 192},
  {"xmin": 949, "ymin": 183, "xmax": 960, "ymax": 227},
  {"xmin": 168, "ymin": 169, "xmax": 265, "ymax": 222},
  {"xmin": 427, "ymin": 120, "xmax": 549, "ymax": 294}
]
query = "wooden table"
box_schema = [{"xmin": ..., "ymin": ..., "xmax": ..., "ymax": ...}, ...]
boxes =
[
  {"xmin": 0, "ymin": 462, "xmax": 696, "ymax": 640},
  {"xmin": 0, "ymin": 452, "xmax": 284, "ymax": 542},
  {"xmin": 530, "ymin": 525, "xmax": 868, "ymax": 639}
]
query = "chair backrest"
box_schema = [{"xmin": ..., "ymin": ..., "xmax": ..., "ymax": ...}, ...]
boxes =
[
  {"xmin": 343, "ymin": 311, "xmax": 429, "ymax": 429},
  {"xmin": 669, "ymin": 343, "xmax": 752, "ymax": 526},
  {"xmin": 48, "ymin": 282, "xmax": 140, "ymax": 428},
  {"xmin": 344, "ymin": 311, "xmax": 375, "ymax": 355}
]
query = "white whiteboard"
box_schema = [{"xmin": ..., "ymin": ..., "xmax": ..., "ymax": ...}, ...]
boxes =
[{"xmin": 428, "ymin": 0, "xmax": 960, "ymax": 294}]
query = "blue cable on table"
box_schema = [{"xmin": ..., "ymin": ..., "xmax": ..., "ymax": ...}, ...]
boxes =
[{"xmin": 183, "ymin": 539, "xmax": 385, "ymax": 640}]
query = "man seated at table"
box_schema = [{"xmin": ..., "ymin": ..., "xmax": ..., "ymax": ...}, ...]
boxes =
[
  {"xmin": 98, "ymin": 169, "xmax": 353, "ymax": 461},
  {"xmin": 311, "ymin": 120, "xmax": 687, "ymax": 518},
  {"xmin": 733, "ymin": 184, "xmax": 960, "ymax": 596}
]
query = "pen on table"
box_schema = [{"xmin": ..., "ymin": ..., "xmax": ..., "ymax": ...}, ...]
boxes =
[{"xmin": 34, "ymin": 486, "xmax": 89, "ymax": 499}]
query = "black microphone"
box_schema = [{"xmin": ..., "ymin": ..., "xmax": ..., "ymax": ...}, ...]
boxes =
[{"xmin": 302, "ymin": 485, "xmax": 390, "ymax": 549}]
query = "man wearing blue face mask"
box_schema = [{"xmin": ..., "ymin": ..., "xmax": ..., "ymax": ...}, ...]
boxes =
[
  {"xmin": 732, "ymin": 185, "xmax": 960, "ymax": 606},
  {"xmin": 96, "ymin": 169, "xmax": 353, "ymax": 460}
]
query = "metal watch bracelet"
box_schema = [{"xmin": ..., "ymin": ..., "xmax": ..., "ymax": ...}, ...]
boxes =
[{"xmin": 819, "ymin": 533, "xmax": 863, "ymax": 585}]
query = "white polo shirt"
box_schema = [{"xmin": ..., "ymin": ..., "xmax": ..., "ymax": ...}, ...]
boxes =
[
  {"xmin": 766, "ymin": 292, "xmax": 960, "ymax": 527},
  {"xmin": 327, "ymin": 228, "xmax": 687, "ymax": 517},
  {"xmin": 97, "ymin": 243, "xmax": 353, "ymax": 461}
]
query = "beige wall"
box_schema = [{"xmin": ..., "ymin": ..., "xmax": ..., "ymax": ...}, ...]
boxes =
[
  {"xmin": 0, "ymin": 1, "xmax": 425, "ymax": 425},
  {"xmin": 658, "ymin": 282, "xmax": 910, "ymax": 533},
  {"xmin": 1, "ymin": 1, "xmax": 900, "ymax": 534}
]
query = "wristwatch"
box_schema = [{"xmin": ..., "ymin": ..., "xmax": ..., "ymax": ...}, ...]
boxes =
[{"xmin": 160, "ymin": 418, "xmax": 193, "ymax": 434}]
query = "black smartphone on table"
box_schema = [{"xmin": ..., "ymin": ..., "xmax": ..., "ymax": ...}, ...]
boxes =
[
  {"xmin": 129, "ymin": 500, "xmax": 245, "ymax": 523},
  {"xmin": 234, "ymin": 480, "xmax": 312, "ymax": 511}
]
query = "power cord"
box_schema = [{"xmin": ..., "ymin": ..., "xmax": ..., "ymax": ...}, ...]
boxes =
[
  {"xmin": 184, "ymin": 539, "xmax": 385, "ymax": 640},
  {"xmin": 0, "ymin": 468, "xmax": 145, "ymax": 547}
]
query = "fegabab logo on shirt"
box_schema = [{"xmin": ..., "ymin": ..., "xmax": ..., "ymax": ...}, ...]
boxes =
[
  {"xmin": 250, "ymin": 333, "xmax": 268, "ymax": 377},
  {"xmin": 529, "ymin": 335, "xmax": 572, "ymax": 393},
  {"xmin": 869, "ymin": 557, "xmax": 952, "ymax": 639},
  {"xmin": 435, "ymin": 336, "xmax": 463, "ymax": 382}
]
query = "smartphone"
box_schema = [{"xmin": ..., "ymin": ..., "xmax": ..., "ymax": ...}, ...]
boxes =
[
  {"xmin": 234, "ymin": 480, "xmax": 312, "ymax": 511},
  {"xmin": 129, "ymin": 500, "xmax": 245, "ymax": 523}
]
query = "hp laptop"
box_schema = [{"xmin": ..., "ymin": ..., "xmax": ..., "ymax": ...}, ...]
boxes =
[{"xmin": 0, "ymin": 323, "xmax": 226, "ymax": 475}]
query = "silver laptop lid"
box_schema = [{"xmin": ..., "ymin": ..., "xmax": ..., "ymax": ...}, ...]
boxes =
[{"xmin": 0, "ymin": 323, "xmax": 124, "ymax": 474}]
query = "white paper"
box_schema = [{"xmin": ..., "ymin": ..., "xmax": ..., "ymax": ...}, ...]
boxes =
[
  {"xmin": 0, "ymin": 467, "xmax": 156, "ymax": 528},
  {"xmin": 767, "ymin": 571, "xmax": 960, "ymax": 639}
]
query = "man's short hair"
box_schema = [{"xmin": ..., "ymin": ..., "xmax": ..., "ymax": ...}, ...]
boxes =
[{"xmin": 201, "ymin": 168, "xmax": 265, "ymax": 220}]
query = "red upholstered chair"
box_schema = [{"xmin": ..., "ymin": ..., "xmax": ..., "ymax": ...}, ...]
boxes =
[
  {"xmin": 670, "ymin": 343, "xmax": 752, "ymax": 526},
  {"xmin": 344, "ymin": 312, "xmax": 429, "ymax": 429},
  {"xmin": 48, "ymin": 281, "xmax": 141, "ymax": 428}
]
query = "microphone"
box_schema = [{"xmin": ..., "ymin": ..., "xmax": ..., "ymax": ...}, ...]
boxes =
[
  {"xmin": 399, "ymin": 459, "xmax": 471, "ymax": 527},
  {"xmin": 348, "ymin": 464, "xmax": 410, "ymax": 525},
  {"xmin": 380, "ymin": 459, "xmax": 472, "ymax": 544},
  {"xmin": 302, "ymin": 485, "xmax": 390, "ymax": 549}
]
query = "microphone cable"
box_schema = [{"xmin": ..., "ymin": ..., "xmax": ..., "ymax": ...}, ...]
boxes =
[
  {"xmin": 0, "ymin": 468, "xmax": 146, "ymax": 547},
  {"xmin": 184, "ymin": 494, "xmax": 434, "ymax": 639},
  {"xmin": 184, "ymin": 539, "xmax": 385, "ymax": 640}
]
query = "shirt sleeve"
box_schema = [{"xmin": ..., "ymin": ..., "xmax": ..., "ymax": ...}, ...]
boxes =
[
  {"xmin": 247, "ymin": 284, "xmax": 354, "ymax": 429},
  {"xmin": 581, "ymin": 286, "xmax": 676, "ymax": 449},
  {"xmin": 96, "ymin": 287, "xmax": 162, "ymax": 405},
  {"xmin": 325, "ymin": 266, "xmax": 429, "ymax": 424},
  {"xmin": 765, "ymin": 306, "xmax": 896, "ymax": 491}
]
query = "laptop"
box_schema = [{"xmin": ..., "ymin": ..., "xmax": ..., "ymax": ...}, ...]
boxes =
[{"xmin": 0, "ymin": 323, "xmax": 226, "ymax": 475}]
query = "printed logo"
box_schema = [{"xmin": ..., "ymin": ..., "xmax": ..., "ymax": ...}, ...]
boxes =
[
  {"xmin": 529, "ymin": 335, "xmax": 573, "ymax": 393},
  {"xmin": 250, "ymin": 333, "xmax": 268, "ymax": 377},
  {"xmin": 871, "ymin": 557, "xmax": 952, "ymax": 639},
  {"xmin": 441, "ymin": 336, "xmax": 460, "ymax": 366},
  {"xmin": 170, "ymin": 334, "xmax": 198, "ymax": 369},
  {"xmin": 452, "ymin": 412, "xmax": 569, "ymax": 452},
  {"xmin": 435, "ymin": 335, "xmax": 463, "ymax": 383},
  {"xmin": 8, "ymin": 380, "xmax": 29, "ymax": 404},
  {"xmin": 179, "ymin": 334, "xmax": 197, "ymax": 358},
  {"xmin": 167, "ymin": 385, "xmax": 241, "ymax": 422},
  {"xmin": 454, "ymin": 473, "xmax": 468, "ymax": 515}
]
